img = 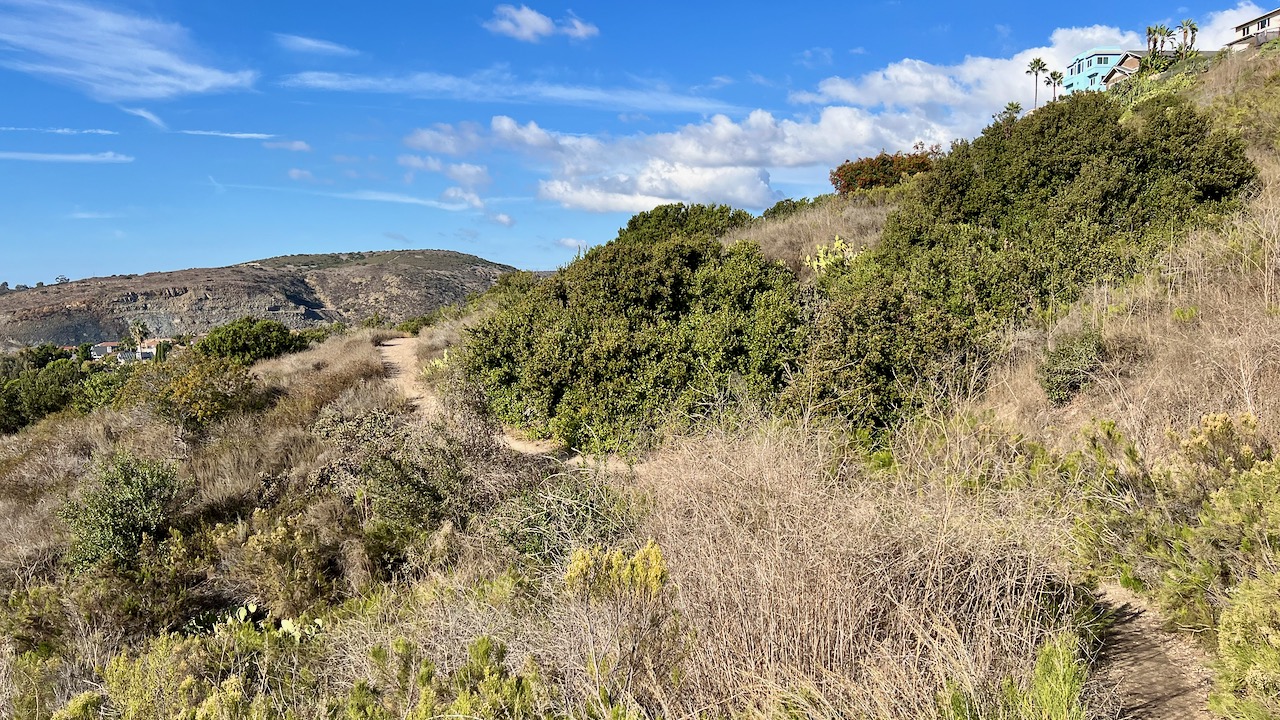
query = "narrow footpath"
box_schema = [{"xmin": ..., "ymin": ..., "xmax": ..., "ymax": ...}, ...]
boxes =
[
  {"xmin": 377, "ymin": 336, "xmax": 625, "ymax": 469},
  {"xmin": 1095, "ymin": 583, "xmax": 1214, "ymax": 719}
]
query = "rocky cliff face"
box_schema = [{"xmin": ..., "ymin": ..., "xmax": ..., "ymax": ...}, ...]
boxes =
[{"xmin": 0, "ymin": 250, "xmax": 514, "ymax": 348}]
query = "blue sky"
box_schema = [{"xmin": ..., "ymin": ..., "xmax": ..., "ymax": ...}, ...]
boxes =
[{"xmin": 0, "ymin": 0, "xmax": 1266, "ymax": 284}]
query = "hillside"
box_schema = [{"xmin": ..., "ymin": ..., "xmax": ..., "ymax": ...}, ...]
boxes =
[
  {"xmin": 0, "ymin": 250, "xmax": 513, "ymax": 349},
  {"xmin": 4, "ymin": 45, "xmax": 1280, "ymax": 720}
]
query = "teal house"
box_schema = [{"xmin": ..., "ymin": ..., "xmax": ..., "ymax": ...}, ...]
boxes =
[{"xmin": 1063, "ymin": 47, "xmax": 1123, "ymax": 94}]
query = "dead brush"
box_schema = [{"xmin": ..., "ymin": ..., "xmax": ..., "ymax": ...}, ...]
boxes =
[
  {"xmin": 191, "ymin": 331, "xmax": 402, "ymax": 519},
  {"xmin": 629, "ymin": 421, "xmax": 1087, "ymax": 718},
  {"xmin": 721, "ymin": 196, "xmax": 894, "ymax": 279},
  {"xmin": 254, "ymin": 329, "xmax": 390, "ymax": 425}
]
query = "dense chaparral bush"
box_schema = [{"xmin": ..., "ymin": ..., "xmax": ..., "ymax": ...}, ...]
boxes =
[{"xmin": 463, "ymin": 204, "xmax": 804, "ymax": 453}]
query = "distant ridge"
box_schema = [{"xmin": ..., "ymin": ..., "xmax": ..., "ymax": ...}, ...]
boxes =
[{"xmin": 0, "ymin": 249, "xmax": 514, "ymax": 348}]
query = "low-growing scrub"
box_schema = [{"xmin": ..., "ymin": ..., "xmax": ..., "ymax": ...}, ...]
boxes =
[{"xmin": 60, "ymin": 452, "xmax": 185, "ymax": 571}]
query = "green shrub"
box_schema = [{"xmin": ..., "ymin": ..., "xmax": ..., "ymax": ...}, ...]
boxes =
[
  {"xmin": 0, "ymin": 346, "xmax": 84, "ymax": 432},
  {"xmin": 938, "ymin": 632, "xmax": 1088, "ymax": 720},
  {"xmin": 60, "ymin": 452, "xmax": 184, "ymax": 571},
  {"xmin": 119, "ymin": 354, "xmax": 265, "ymax": 433},
  {"xmin": 101, "ymin": 608, "xmax": 322, "ymax": 720},
  {"xmin": 1038, "ymin": 329, "xmax": 1106, "ymax": 405},
  {"xmin": 215, "ymin": 510, "xmax": 343, "ymax": 615},
  {"xmin": 347, "ymin": 636, "xmax": 553, "ymax": 720},
  {"xmin": 1212, "ymin": 571, "xmax": 1280, "ymax": 719},
  {"xmin": 395, "ymin": 306, "xmax": 449, "ymax": 335},
  {"xmin": 798, "ymin": 91, "xmax": 1254, "ymax": 430},
  {"xmin": 297, "ymin": 322, "xmax": 347, "ymax": 345},
  {"xmin": 52, "ymin": 691, "xmax": 107, "ymax": 720},
  {"xmin": 464, "ymin": 206, "xmax": 802, "ymax": 453},
  {"xmin": 761, "ymin": 196, "xmax": 827, "ymax": 221},
  {"xmin": 195, "ymin": 317, "xmax": 308, "ymax": 365},
  {"xmin": 73, "ymin": 362, "xmax": 135, "ymax": 412}
]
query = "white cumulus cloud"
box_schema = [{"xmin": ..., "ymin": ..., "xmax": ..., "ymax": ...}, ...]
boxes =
[
  {"xmin": 404, "ymin": 5, "xmax": 1262, "ymax": 215},
  {"xmin": 482, "ymin": 5, "xmax": 598, "ymax": 42},
  {"xmin": 442, "ymin": 186, "xmax": 484, "ymax": 209}
]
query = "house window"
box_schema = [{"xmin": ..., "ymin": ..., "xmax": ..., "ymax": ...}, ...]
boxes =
[
  {"xmin": 1087, "ymin": 58, "xmax": 1093, "ymax": 67},
  {"xmin": 1099, "ymin": 56, "xmax": 1109, "ymax": 65},
  {"xmin": 1261, "ymin": 18, "xmax": 1271, "ymax": 29}
]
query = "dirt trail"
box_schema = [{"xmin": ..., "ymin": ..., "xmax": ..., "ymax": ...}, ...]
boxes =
[
  {"xmin": 1096, "ymin": 583, "xmax": 1214, "ymax": 720},
  {"xmin": 378, "ymin": 337, "xmax": 440, "ymax": 417},
  {"xmin": 378, "ymin": 337, "xmax": 629, "ymax": 471}
]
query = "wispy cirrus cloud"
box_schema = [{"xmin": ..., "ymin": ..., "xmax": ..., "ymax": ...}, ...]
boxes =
[
  {"xmin": 795, "ymin": 47, "xmax": 834, "ymax": 68},
  {"xmin": 180, "ymin": 130, "xmax": 276, "ymax": 139},
  {"xmin": 222, "ymin": 182, "xmax": 471, "ymax": 211},
  {"xmin": 264, "ymin": 140, "xmax": 312, "ymax": 151},
  {"xmin": 69, "ymin": 210, "xmax": 120, "ymax": 219},
  {"xmin": 0, "ymin": 0, "xmax": 256, "ymax": 101},
  {"xmin": 281, "ymin": 69, "xmax": 735, "ymax": 114},
  {"xmin": 1, "ymin": 126, "xmax": 117, "ymax": 135},
  {"xmin": 0, "ymin": 150, "xmax": 133, "ymax": 163},
  {"xmin": 274, "ymin": 33, "xmax": 359, "ymax": 57},
  {"xmin": 120, "ymin": 107, "xmax": 167, "ymax": 129},
  {"xmin": 334, "ymin": 190, "xmax": 468, "ymax": 210},
  {"xmin": 482, "ymin": 5, "xmax": 598, "ymax": 42}
]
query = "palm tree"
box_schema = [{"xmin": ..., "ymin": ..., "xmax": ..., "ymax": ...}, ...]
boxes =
[
  {"xmin": 1046, "ymin": 70, "xmax": 1064, "ymax": 101},
  {"xmin": 1178, "ymin": 18, "xmax": 1199, "ymax": 58},
  {"xmin": 1156, "ymin": 24, "xmax": 1175, "ymax": 53},
  {"xmin": 1026, "ymin": 57, "xmax": 1048, "ymax": 108},
  {"xmin": 1146, "ymin": 25, "xmax": 1158, "ymax": 54}
]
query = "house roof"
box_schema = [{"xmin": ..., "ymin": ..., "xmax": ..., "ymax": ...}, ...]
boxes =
[
  {"xmin": 1236, "ymin": 7, "xmax": 1280, "ymax": 31},
  {"xmin": 1103, "ymin": 66, "xmax": 1136, "ymax": 84},
  {"xmin": 93, "ymin": 341, "xmax": 119, "ymax": 348}
]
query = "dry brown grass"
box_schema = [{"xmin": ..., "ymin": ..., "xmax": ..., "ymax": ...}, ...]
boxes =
[
  {"xmin": 629, "ymin": 421, "xmax": 1088, "ymax": 718},
  {"xmin": 722, "ymin": 196, "xmax": 895, "ymax": 278},
  {"xmin": 193, "ymin": 330, "xmax": 402, "ymax": 519}
]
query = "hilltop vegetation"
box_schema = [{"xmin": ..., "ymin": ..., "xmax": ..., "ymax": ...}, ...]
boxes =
[
  {"xmin": 4, "ymin": 42, "xmax": 1280, "ymax": 720},
  {"xmin": 465, "ymin": 90, "xmax": 1254, "ymax": 451}
]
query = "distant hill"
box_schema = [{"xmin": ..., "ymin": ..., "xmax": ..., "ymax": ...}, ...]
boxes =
[{"xmin": 0, "ymin": 250, "xmax": 514, "ymax": 348}]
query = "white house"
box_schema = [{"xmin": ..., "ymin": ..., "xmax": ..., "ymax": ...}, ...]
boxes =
[{"xmin": 1228, "ymin": 7, "xmax": 1280, "ymax": 49}]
